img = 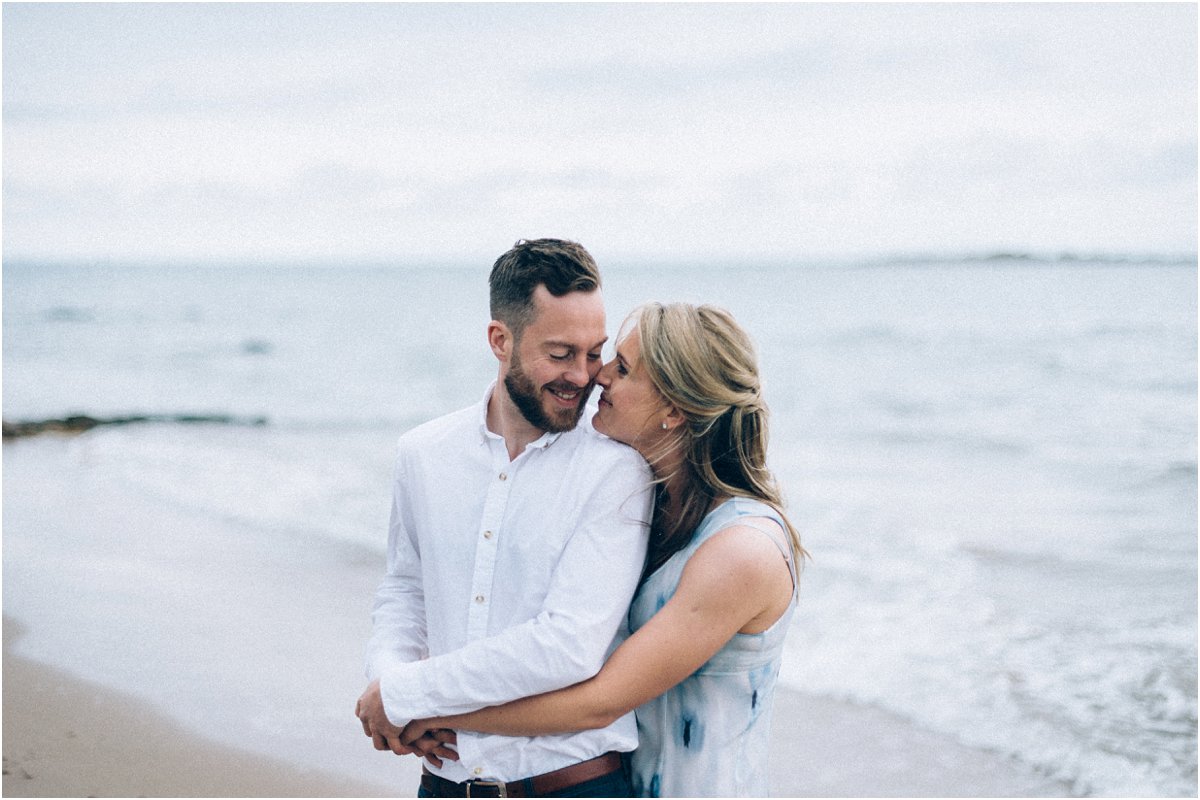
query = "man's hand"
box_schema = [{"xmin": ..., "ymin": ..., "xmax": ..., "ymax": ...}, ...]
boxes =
[
  {"xmin": 355, "ymin": 680, "xmax": 459, "ymax": 766},
  {"xmin": 356, "ymin": 679, "xmax": 413, "ymax": 756}
]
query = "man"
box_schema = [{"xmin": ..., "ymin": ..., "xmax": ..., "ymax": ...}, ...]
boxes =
[{"xmin": 356, "ymin": 239, "xmax": 652, "ymax": 797}]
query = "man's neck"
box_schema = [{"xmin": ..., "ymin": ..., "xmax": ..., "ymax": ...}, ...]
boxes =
[{"xmin": 486, "ymin": 382, "xmax": 549, "ymax": 461}]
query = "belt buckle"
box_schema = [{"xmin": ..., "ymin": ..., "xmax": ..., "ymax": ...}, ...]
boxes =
[{"xmin": 466, "ymin": 779, "xmax": 507, "ymax": 798}]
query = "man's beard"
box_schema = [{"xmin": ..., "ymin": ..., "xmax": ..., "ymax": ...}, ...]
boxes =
[{"xmin": 504, "ymin": 350, "xmax": 593, "ymax": 434}]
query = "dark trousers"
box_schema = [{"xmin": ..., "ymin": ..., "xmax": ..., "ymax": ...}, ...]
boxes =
[{"xmin": 417, "ymin": 756, "xmax": 634, "ymax": 798}]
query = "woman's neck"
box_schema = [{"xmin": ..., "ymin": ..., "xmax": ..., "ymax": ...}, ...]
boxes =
[
  {"xmin": 650, "ymin": 449, "xmax": 687, "ymax": 526},
  {"xmin": 652, "ymin": 452, "xmax": 730, "ymax": 533}
]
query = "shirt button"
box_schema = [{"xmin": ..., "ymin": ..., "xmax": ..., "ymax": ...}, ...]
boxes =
[
  {"xmin": 483, "ymin": 530, "xmax": 494, "ymax": 540},
  {"xmin": 498, "ymin": 472, "xmax": 507, "ymax": 481},
  {"xmin": 475, "ymin": 595, "xmax": 485, "ymax": 604},
  {"xmin": 473, "ymin": 767, "xmax": 483, "ymax": 776}
]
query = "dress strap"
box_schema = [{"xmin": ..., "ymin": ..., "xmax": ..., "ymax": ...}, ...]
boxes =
[{"xmin": 719, "ymin": 515, "xmax": 797, "ymax": 592}]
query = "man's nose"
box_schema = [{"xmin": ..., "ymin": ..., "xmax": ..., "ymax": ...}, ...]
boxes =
[{"xmin": 564, "ymin": 355, "xmax": 592, "ymax": 386}]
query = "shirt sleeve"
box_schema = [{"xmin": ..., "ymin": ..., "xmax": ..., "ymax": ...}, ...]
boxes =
[
  {"xmin": 364, "ymin": 446, "xmax": 428, "ymax": 681},
  {"xmin": 378, "ymin": 450, "xmax": 652, "ymax": 724}
]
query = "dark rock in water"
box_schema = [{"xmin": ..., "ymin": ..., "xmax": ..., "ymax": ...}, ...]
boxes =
[
  {"xmin": 2, "ymin": 414, "xmax": 268, "ymax": 439},
  {"xmin": 241, "ymin": 339, "xmax": 273, "ymax": 355},
  {"xmin": 3, "ymin": 415, "xmax": 105, "ymax": 437},
  {"xmin": 43, "ymin": 306, "xmax": 96, "ymax": 323}
]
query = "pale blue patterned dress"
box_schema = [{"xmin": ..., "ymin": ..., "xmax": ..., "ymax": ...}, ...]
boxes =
[{"xmin": 628, "ymin": 497, "xmax": 797, "ymax": 798}]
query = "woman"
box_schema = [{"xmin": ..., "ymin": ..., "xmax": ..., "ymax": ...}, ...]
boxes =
[{"xmin": 404, "ymin": 302, "xmax": 806, "ymax": 797}]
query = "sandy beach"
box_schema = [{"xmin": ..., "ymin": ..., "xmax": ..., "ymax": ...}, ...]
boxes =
[
  {"xmin": 2, "ymin": 435, "xmax": 1073, "ymax": 798},
  {"xmin": 3, "ymin": 621, "xmax": 393, "ymax": 798}
]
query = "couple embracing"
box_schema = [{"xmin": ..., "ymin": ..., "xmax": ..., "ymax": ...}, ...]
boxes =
[{"xmin": 356, "ymin": 239, "xmax": 805, "ymax": 798}]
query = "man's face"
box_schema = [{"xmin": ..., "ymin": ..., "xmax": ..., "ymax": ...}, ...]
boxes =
[{"xmin": 503, "ymin": 285, "xmax": 607, "ymax": 433}]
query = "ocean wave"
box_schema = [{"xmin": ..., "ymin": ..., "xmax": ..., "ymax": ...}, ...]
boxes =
[
  {"xmin": 866, "ymin": 427, "xmax": 1030, "ymax": 455},
  {"xmin": 782, "ymin": 552, "xmax": 1197, "ymax": 796},
  {"xmin": 1129, "ymin": 460, "xmax": 1200, "ymax": 489},
  {"xmin": 820, "ymin": 324, "xmax": 928, "ymax": 348}
]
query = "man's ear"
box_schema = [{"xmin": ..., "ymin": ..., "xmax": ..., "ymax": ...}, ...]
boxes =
[{"xmin": 487, "ymin": 320, "xmax": 513, "ymax": 363}]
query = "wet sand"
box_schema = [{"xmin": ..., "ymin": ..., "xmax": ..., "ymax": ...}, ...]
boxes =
[{"xmin": 3, "ymin": 635, "xmax": 394, "ymax": 798}]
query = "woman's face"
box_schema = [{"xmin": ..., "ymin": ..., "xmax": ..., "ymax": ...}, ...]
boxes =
[{"xmin": 592, "ymin": 328, "xmax": 674, "ymax": 458}]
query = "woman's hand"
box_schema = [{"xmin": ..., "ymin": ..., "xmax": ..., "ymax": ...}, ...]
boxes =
[{"xmin": 401, "ymin": 721, "xmax": 459, "ymax": 767}]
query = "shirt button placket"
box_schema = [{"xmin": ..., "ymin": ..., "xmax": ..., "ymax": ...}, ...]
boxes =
[{"xmin": 468, "ymin": 445, "xmax": 510, "ymax": 641}]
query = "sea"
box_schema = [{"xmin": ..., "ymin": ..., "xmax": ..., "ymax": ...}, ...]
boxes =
[{"xmin": 3, "ymin": 255, "xmax": 1196, "ymax": 796}]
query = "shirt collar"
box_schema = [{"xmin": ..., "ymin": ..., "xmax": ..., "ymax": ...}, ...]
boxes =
[{"xmin": 476, "ymin": 381, "xmax": 564, "ymax": 450}]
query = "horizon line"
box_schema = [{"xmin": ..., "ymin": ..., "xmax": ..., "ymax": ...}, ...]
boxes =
[{"xmin": 3, "ymin": 248, "xmax": 1197, "ymax": 271}]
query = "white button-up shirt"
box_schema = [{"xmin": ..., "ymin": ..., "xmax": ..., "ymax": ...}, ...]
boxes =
[{"xmin": 366, "ymin": 384, "xmax": 653, "ymax": 783}]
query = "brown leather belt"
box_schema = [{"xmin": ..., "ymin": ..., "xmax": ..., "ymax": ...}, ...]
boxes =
[{"xmin": 420, "ymin": 751, "xmax": 623, "ymax": 798}]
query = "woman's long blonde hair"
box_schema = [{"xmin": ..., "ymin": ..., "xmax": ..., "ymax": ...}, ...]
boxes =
[{"xmin": 629, "ymin": 302, "xmax": 808, "ymax": 579}]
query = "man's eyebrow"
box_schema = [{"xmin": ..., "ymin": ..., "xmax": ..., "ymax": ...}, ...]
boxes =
[{"xmin": 544, "ymin": 336, "xmax": 609, "ymax": 351}]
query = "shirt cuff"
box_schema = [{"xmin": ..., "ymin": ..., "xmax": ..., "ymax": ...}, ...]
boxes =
[
  {"xmin": 366, "ymin": 649, "xmax": 410, "ymax": 683},
  {"xmin": 379, "ymin": 661, "xmax": 424, "ymax": 725}
]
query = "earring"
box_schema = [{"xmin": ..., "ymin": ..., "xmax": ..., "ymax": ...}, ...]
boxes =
[{"xmin": 661, "ymin": 421, "xmax": 668, "ymax": 430}]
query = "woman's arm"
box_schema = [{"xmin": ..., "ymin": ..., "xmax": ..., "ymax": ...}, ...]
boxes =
[{"xmin": 401, "ymin": 522, "xmax": 793, "ymax": 741}]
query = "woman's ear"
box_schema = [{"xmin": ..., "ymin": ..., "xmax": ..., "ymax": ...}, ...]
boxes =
[
  {"xmin": 663, "ymin": 406, "xmax": 686, "ymax": 430},
  {"xmin": 487, "ymin": 320, "xmax": 512, "ymax": 362}
]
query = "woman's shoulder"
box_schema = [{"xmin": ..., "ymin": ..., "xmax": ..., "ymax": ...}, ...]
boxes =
[
  {"xmin": 665, "ymin": 511, "xmax": 794, "ymax": 634},
  {"xmin": 681, "ymin": 499, "xmax": 783, "ymax": 567},
  {"xmin": 688, "ymin": 497, "xmax": 791, "ymax": 577}
]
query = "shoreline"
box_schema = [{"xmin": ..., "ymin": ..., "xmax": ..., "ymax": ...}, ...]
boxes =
[
  {"xmin": 768, "ymin": 687, "xmax": 1073, "ymax": 797},
  {"xmin": 4, "ymin": 619, "xmax": 1070, "ymax": 798},
  {"xmin": 2, "ymin": 437, "xmax": 1074, "ymax": 798}
]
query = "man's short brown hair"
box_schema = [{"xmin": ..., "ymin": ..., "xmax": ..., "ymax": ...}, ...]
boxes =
[{"xmin": 489, "ymin": 238, "xmax": 601, "ymax": 337}]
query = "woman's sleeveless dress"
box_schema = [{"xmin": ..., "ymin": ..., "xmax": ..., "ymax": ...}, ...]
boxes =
[{"xmin": 628, "ymin": 497, "xmax": 798, "ymax": 797}]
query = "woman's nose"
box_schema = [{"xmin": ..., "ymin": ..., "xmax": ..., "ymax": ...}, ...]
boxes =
[{"xmin": 595, "ymin": 359, "xmax": 615, "ymax": 388}]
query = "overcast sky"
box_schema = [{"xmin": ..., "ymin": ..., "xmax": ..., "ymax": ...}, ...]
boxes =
[{"xmin": 3, "ymin": 3, "xmax": 1196, "ymax": 265}]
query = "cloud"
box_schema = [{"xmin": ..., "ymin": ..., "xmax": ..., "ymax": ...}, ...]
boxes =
[{"xmin": 2, "ymin": 3, "xmax": 1195, "ymax": 263}]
